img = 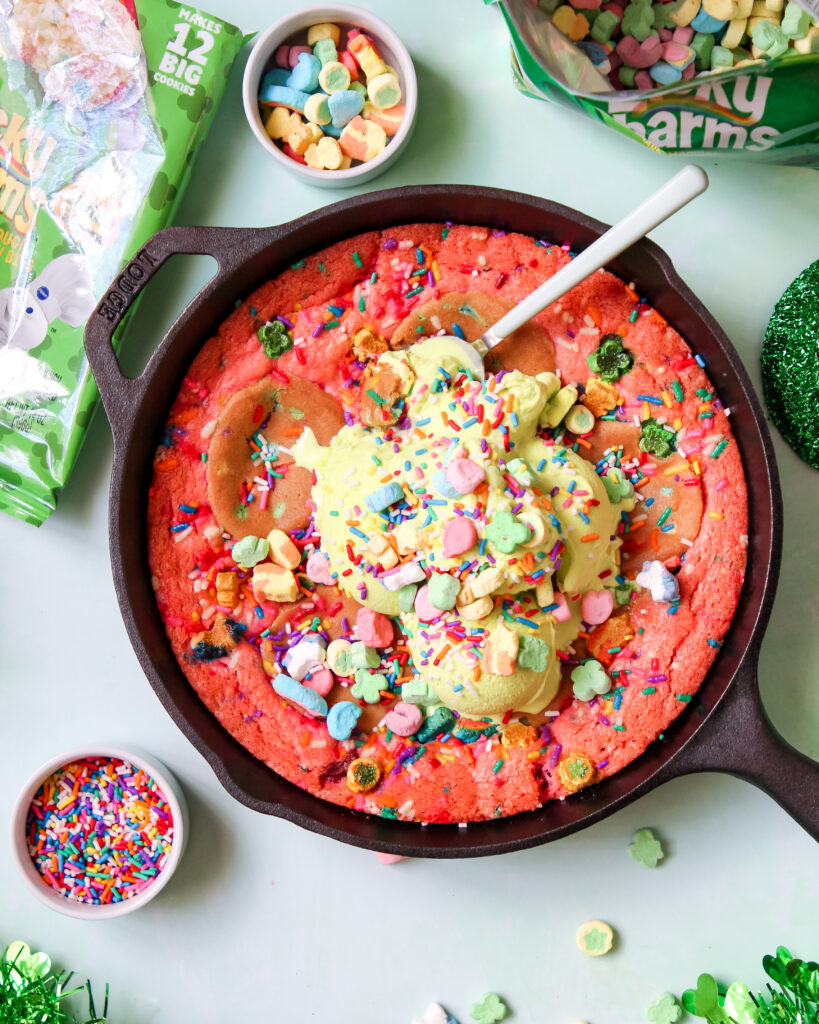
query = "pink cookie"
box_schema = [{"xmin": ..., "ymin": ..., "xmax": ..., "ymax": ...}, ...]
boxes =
[
  {"xmin": 274, "ymin": 45, "xmax": 291, "ymax": 68},
  {"xmin": 658, "ymin": 27, "xmax": 674, "ymax": 39},
  {"xmin": 445, "ymin": 458, "xmax": 485, "ymax": 495},
  {"xmin": 306, "ymin": 550, "xmax": 334, "ymax": 584},
  {"xmin": 357, "ymin": 607, "xmax": 394, "ymax": 647},
  {"xmin": 414, "ymin": 584, "xmax": 442, "ymax": 623},
  {"xmin": 570, "ymin": 0, "xmax": 602, "ymax": 9},
  {"xmin": 581, "ymin": 588, "xmax": 614, "ymax": 625},
  {"xmin": 443, "ymin": 516, "xmax": 478, "ymax": 558},
  {"xmin": 616, "ymin": 34, "xmax": 663, "ymax": 66},
  {"xmin": 635, "ymin": 69, "xmax": 654, "ymax": 88},
  {"xmin": 383, "ymin": 701, "xmax": 423, "ymax": 736},
  {"xmin": 672, "ymin": 25, "xmax": 694, "ymax": 42},
  {"xmin": 374, "ymin": 852, "xmax": 404, "ymax": 865},
  {"xmin": 303, "ymin": 667, "xmax": 334, "ymax": 697},
  {"xmin": 682, "ymin": 61, "xmax": 696, "ymax": 79}
]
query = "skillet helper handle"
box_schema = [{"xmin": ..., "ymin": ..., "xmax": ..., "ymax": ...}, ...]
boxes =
[
  {"xmin": 84, "ymin": 225, "xmax": 271, "ymax": 432},
  {"xmin": 667, "ymin": 664, "xmax": 819, "ymax": 840}
]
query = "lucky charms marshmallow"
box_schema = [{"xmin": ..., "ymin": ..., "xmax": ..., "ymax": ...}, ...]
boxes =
[{"xmin": 258, "ymin": 21, "xmax": 406, "ymax": 170}]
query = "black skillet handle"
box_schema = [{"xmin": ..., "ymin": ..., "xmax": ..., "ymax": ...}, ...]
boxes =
[
  {"xmin": 84, "ymin": 225, "xmax": 281, "ymax": 440},
  {"xmin": 659, "ymin": 661, "xmax": 819, "ymax": 840}
]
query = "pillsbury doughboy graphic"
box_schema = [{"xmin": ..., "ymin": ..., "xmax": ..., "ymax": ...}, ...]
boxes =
[{"xmin": 0, "ymin": 254, "xmax": 96, "ymax": 353}]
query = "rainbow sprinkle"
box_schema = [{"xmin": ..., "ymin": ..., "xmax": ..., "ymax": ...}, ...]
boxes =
[{"xmin": 26, "ymin": 757, "xmax": 174, "ymax": 905}]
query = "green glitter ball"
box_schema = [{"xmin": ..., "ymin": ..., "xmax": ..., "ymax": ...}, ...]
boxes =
[{"xmin": 762, "ymin": 260, "xmax": 819, "ymax": 471}]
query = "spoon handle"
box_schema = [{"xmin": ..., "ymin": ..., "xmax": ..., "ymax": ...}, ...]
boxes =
[{"xmin": 481, "ymin": 163, "xmax": 709, "ymax": 350}]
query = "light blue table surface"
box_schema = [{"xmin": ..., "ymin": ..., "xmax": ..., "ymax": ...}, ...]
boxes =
[{"xmin": 1, "ymin": 3, "xmax": 817, "ymax": 1022}]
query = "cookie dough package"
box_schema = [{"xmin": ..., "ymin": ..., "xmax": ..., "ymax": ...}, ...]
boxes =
[
  {"xmin": 0, "ymin": 0, "xmax": 243, "ymax": 526},
  {"xmin": 486, "ymin": 0, "xmax": 819, "ymax": 165}
]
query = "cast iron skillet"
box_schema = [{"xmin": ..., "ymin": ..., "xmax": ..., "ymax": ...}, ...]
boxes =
[{"xmin": 84, "ymin": 185, "xmax": 819, "ymax": 856}]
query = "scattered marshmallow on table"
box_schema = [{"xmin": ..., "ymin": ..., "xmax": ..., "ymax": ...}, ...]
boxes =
[{"xmin": 259, "ymin": 21, "xmax": 406, "ymax": 170}]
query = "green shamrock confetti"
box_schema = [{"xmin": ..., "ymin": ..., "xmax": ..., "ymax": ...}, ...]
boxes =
[
  {"xmin": 647, "ymin": 993, "xmax": 682, "ymax": 1024},
  {"xmin": 485, "ymin": 510, "xmax": 531, "ymax": 554},
  {"xmin": 351, "ymin": 669, "xmax": 385, "ymax": 703},
  {"xmin": 601, "ymin": 466, "xmax": 635, "ymax": 503},
  {"xmin": 587, "ymin": 334, "xmax": 635, "ymax": 383},
  {"xmin": 639, "ymin": 417, "xmax": 677, "ymax": 459},
  {"xmin": 571, "ymin": 659, "xmax": 611, "ymax": 701},
  {"xmin": 683, "ymin": 973, "xmax": 729, "ymax": 1023},
  {"xmin": 629, "ymin": 828, "xmax": 665, "ymax": 868},
  {"xmin": 470, "ymin": 992, "xmax": 508, "ymax": 1024},
  {"xmin": 258, "ymin": 320, "xmax": 294, "ymax": 358}
]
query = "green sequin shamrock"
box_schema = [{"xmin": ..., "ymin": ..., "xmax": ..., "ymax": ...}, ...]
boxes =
[
  {"xmin": 470, "ymin": 992, "xmax": 508, "ymax": 1024},
  {"xmin": 629, "ymin": 827, "xmax": 665, "ymax": 868},
  {"xmin": 601, "ymin": 466, "xmax": 635, "ymax": 503},
  {"xmin": 639, "ymin": 417, "xmax": 677, "ymax": 459},
  {"xmin": 764, "ymin": 946, "xmax": 819, "ymax": 1004},
  {"xmin": 647, "ymin": 993, "xmax": 682, "ymax": 1024},
  {"xmin": 3, "ymin": 942, "xmax": 52, "ymax": 992},
  {"xmin": 258, "ymin": 320, "xmax": 294, "ymax": 359},
  {"xmin": 486, "ymin": 510, "xmax": 530, "ymax": 554},
  {"xmin": 571, "ymin": 659, "xmax": 611, "ymax": 701},
  {"xmin": 682, "ymin": 974, "xmax": 734, "ymax": 1023},
  {"xmin": 351, "ymin": 669, "xmax": 385, "ymax": 704},
  {"xmin": 587, "ymin": 334, "xmax": 635, "ymax": 383}
]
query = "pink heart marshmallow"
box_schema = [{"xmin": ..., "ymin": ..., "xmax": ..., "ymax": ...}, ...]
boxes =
[
  {"xmin": 414, "ymin": 584, "xmax": 442, "ymax": 623},
  {"xmin": 581, "ymin": 588, "xmax": 615, "ymax": 625},
  {"xmin": 445, "ymin": 457, "xmax": 485, "ymax": 495},
  {"xmin": 305, "ymin": 551, "xmax": 334, "ymax": 584},
  {"xmin": 443, "ymin": 517, "xmax": 478, "ymax": 558}
]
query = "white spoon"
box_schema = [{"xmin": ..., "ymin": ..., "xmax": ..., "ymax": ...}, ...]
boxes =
[{"xmin": 441, "ymin": 163, "xmax": 709, "ymax": 380}]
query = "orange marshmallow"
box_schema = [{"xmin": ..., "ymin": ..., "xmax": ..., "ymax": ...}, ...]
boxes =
[{"xmin": 362, "ymin": 101, "xmax": 405, "ymax": 136}]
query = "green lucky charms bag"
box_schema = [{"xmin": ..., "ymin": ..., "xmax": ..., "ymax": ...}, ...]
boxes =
[{"xmin": 486, "ymin": 0, "xmax": 819, "ymax": 165}]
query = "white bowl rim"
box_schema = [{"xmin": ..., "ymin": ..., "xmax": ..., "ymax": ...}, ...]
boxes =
[
  {"xmin": 9, "ymin": 744, "xmax": 187, "ymax": 920},
  {"xmin": 241, "ymin": 3, "xmax": 418, "ymax": 183}
]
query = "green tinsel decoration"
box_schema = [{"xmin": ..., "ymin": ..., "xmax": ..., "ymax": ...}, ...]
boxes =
[
  {"xmin": 682, "ymin": 946, "xmax": 818, "ymax": 1024},
  {"xmin": 1, "ymin": 943, "xmax": 108, "ymax": 1024}
]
